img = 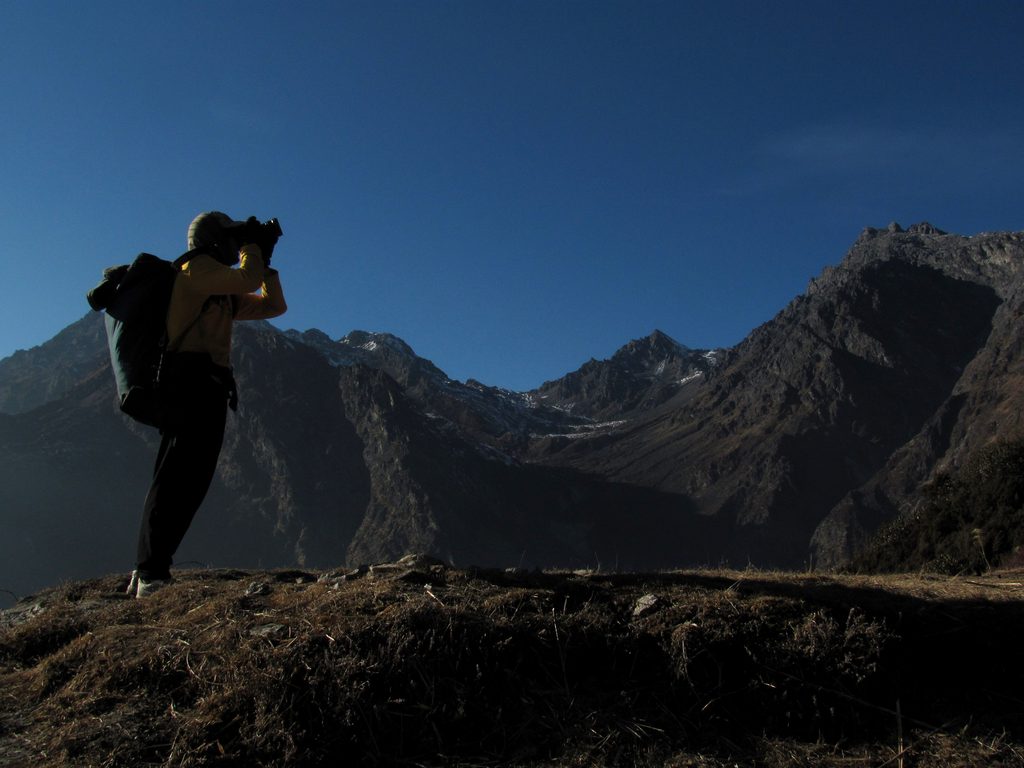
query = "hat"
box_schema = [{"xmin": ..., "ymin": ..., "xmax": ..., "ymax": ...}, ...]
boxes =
[{"xmin": 187, "ymin": 211, "xmax": 246, "ymax": 250}]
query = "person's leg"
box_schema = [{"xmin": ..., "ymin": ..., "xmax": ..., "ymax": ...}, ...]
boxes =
[{"xmin": 136, "ymin": 388, "xmax": 227, "ymax": 580}]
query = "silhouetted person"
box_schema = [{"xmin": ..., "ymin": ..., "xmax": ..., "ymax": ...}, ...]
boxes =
[{"xmin": 128, "ymin": 212, "xmax": 287, "ymax": 598}]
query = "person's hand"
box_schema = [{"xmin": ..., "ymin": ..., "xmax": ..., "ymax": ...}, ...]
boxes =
[
  {"xmin": 238, "ymin": 216, "xmax": 279, "ymax": 265},
  {"xmin": 259, "ymin": 238, "xmax": 276, "ymax": 266}
]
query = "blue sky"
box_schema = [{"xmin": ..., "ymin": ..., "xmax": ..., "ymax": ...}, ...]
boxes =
[{"xmin": 2, "ymin": 1, "xmax": 1023, "ymax": 391}]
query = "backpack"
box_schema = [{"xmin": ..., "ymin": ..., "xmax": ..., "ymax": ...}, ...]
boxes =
[{"xmin": 87, "ymin": 250, "xmax": 200, "ymax": 427}]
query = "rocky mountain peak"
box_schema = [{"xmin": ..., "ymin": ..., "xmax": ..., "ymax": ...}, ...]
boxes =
[
  {"xmin": 297, "ymin": 328, "xmax": 333, "ymax": 345},
  {"xmin": 857, "ymin": 221, "xmax": 949, "ymax": 244},
  {"xmin": 339, "ymin": 330, "xmax": 417, "ymax": 359},
  {"xmin": 907, "ymin": 222, "xmax": 947, "ymax": 235},
  {"xmin": 612, "ymin": 330, "xmax": 689, "ymax": 365},
  {"xmin": 279, "ymin": 328, "xmax": 451, "ymax": 394},
  {"xmin": 882, "ymin": 221, "xmax": 946, "ymax": 235},
  {"xmin": 528, "ymin": 330, "xmax": 718, "ymax": 422}
]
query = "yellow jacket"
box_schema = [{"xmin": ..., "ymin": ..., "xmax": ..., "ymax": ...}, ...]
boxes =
[{"xmin": 166, "ymin": 244, "xmax": 287, "ymax": 367}]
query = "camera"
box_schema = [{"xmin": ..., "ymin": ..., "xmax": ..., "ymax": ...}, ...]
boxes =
[
  {"xmin": 263, "ymin": 217, "xmax": 283, "ymax": 240},
  {"xmin": 240, "ymin": 216, "xmax": 283, "ymax": 246}
]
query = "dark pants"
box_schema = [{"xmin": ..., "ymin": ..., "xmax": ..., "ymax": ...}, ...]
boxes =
[{"xmin": 135, "ymin": 361, "xmax": 229, "ymax": 580}]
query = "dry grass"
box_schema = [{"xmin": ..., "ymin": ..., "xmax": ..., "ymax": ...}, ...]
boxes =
[{"xmin": 1, "ymin": 563, "xmax": 1022, "ymax": 767}]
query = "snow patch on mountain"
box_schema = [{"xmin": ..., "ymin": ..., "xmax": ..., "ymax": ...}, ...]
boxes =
[{"xmin": 531, "ymin": 420, "xmax": 628, "ymax": 440}]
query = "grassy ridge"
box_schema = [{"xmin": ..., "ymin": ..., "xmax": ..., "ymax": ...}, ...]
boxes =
[{"xmin": 2, "ymin": 562, "xmax": 1023, "ymax": 767}]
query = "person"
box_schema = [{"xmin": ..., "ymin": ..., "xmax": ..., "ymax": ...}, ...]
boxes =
[{"xmin": 127, "ymin": 211, "xmax": 287, "ymax": 598}]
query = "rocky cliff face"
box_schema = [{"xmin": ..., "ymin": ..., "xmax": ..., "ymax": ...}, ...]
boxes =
[
  {"xmin": 529, "ymin": 224, "xmax": 1021, "ymax": 567},
  {"xmin": 809, "ymin": 227, "xmax": 1024, "ymax": 564},
  {"xmin": 2, "ymin": 222, "xmax": 1022, "ymax": 599}
]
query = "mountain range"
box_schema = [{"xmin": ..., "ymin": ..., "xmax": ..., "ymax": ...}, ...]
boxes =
[{"xmin": 2, "ymin": 221, "xmax": 1022, "ymax": 600}]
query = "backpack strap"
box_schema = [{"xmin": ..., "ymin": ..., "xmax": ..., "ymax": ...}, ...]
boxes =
[
  {"xmin": 173, "ymin": 247, "xmax": 206, "ymax": 269},
  {"xmin": 162, "ymin": 249, "xmax": 209, "ymax": 353}
]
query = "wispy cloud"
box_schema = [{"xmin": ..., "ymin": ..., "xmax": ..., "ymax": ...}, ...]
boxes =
[
  {"xmin": 719, "ymin": 123, "xmax": 1022, "ymax": 198},
  {"xmin": 764, "ymin": 126, "xmax": 933, "ymax": 173}
]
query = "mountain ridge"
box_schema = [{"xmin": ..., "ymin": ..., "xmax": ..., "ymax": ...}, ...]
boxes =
[
  {"xmin": 530, "ymin": 224, "xmax": 1020, "ymax": 567},
  {"xmin": 2, "ymin": 221, "xmax": 1023, "ymax": 600}
]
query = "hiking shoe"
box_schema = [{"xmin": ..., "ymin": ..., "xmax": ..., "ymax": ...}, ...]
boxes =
[
  {"xmin": 135, "ymin": 575, "xmax": 173, "ymax": 598},
  {"xmin": 126, "ymin": 570, "xmax": 140, "ymax": 596}
]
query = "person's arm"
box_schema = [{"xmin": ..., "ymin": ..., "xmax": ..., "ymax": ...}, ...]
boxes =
[
  {"xmin": 234, "ymin": 266, "xmax": 287, "ymax": 320},
  {"xmin": 188, "ymin": 245, "xmax": 267, "ymax": 295}
]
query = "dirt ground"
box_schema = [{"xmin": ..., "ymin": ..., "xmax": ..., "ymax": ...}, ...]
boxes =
[{"xmin": 2, "ymin": 560, "xmax": 1023, "ymax": 767}]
